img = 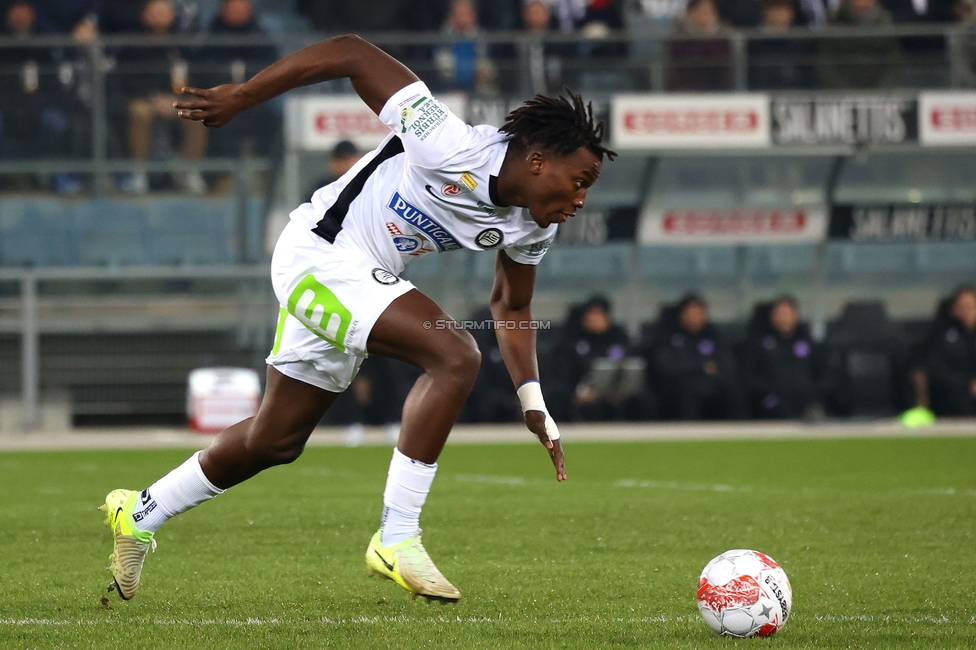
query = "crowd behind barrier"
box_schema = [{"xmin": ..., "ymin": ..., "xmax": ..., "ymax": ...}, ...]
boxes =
[
  {"xmin": 321, "ymin": 286, "xmax": 976, "ymax": 427},
  {"xmin": 2, "ymin": 0, "xmax": 976, "ymax": 195},
  {"xmin": 2, "ymin": 0, "xmax": 976, "ymax": 426}
]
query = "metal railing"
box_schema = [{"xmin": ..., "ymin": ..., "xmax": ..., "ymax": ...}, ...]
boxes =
[
  {"xmin": 0, "ymin": 25, "xmax": 974, "ymax": 167},
  {"xmin": 0, "ymin": 264, "xmax": 274, "ymax": 430}
]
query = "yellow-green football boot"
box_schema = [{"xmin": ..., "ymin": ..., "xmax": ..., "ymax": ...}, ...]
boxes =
[
  {"xmin": 365, "ymin": 530, "xmax": 461, "ymax": 603},
  {"xmin": 99, "ymin": 489, "xmax": 156, "ymax": 600}
]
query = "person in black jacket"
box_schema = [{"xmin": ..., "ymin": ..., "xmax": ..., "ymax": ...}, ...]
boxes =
[
  {"xmin": 747, "ymin": 0, "xmax": 816, "ymax": 90},
  {"xmin": 545, "ymin": 295, "xmax": 638, "ymax": 421},
  {"xmin": 114, "ymin": 0, "xmax": 206, "ymax": 193},
  {"xmin": 193, "ymin": 0, "xmax": 278, "ymax": 159},
  {"xmin": 925, "ymin": 285, "xmax": 976, "ymax": 416},
  {"xmin": 741, "ymin": 296, "xmax": 823, "ymax": 419},
  {"xmin": 465, "ymin": 306, "xmax": 524, "ymax": 423},
  {"xmin": 651, "ymin": 294, "xmax": 746, "ymax": 420}
]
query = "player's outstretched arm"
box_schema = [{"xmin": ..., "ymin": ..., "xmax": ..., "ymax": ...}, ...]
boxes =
[
  {"xmin": 174, "ymin": 35, "xmax": 418, "ymax": 127},
  {"xmin": 490, "ymin": 251, "xmax": 566, "ymax": 482}
]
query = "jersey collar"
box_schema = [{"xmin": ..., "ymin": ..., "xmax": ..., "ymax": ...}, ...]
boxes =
[{"xmin": 487, "ymin": 138, "xmax": 511, "ymax": 208}]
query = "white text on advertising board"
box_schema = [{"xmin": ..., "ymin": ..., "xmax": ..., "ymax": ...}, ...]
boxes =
[
  {"xmin": 918, "ymin": 92, "xmax": 976, "ymax": 146},
  {"xmin": 611, "ymin": 94, "xmax": 770, "ymax": 149},
  {"xmin": 313, "ymin": 111, "xmax": 388, "ymax": 136},
  {"xmin": 623, "ymin": 108, "xmax": 759, "ymax": 135},
  {"xmin": 638, "ymin": 207, "xmax": 827, "ymax": 244},
  {"xmin": 663, "ymin": 209, "xmax": 806, "ymax": 235}
]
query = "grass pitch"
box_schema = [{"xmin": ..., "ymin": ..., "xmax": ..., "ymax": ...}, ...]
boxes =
[{"xmin": 1, "ymin": 435, "xmax": 975, "ymax": 649}]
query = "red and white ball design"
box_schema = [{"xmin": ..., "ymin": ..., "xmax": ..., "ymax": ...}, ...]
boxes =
[{"xmin": 697, "ymin": 549, "xmax": 792, "ymax": 638}]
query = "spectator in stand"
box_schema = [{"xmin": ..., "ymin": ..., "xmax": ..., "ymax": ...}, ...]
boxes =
[
  {"xmin": 924, "ymin": 285, "xmax": 976, "ymax": 417},
  {"xmin": 740, "ymin": 296, "xmax": 825, "ymax": 419},
  {"xmin": 818, "ymin": 0, "xmax": 902, "ymax": 89},
  {"xmin": 628, "ymin": 0, "xmax": 687, "ymax": 29},
  {"xmin": 30, "ymin": 0, "xmax": 97, "ymax": 38},
  {"xmin": 0, "ymin": 1, "xmax": 83, "ymax": 179},
  {"xmin": 667, "ymin": 0, "xmax": 734, "ymax": 91},
  {"xmin": 194, "ymin": 0, "xmax": 278, "ymax": 160},
  {"xmin": 882, "ymin": 0, "xmax": 957, "ymax": 22},
  {"xmin": 960, "ymin": 0, "xmax": 976, "ymax": 21},
  {"xmin": 539, "ymin": 0, "xmax": 588, "ymax": 32},
  {"xmin": 100, "ymin": 0, "xmax": 201, "ymax": 34},
  {"xmin": 716, "ymin": 0, "xmax": 763, "ymax": 25},
  {"xmin": 478, "ymin": 0, "xmax": 523, "ymax": 30},
  {"xmin": 99, "ymin": 0, "xmax": 145, "ymax": 33},
  {"xmin": 199, "ymin": 0, "xmax": 276, "ymax": 84},
  {"xmin": 305, "ymin": 140, "xmax": 363, "ymax": 201},
  {"xmin": 748, "ymin": 0, "xmax": 816, "ymax": 89},
  {"xmin": 576, "ymin": 0, "xmax": 627, "ymax": 57},
  {"xmin": 649, "ymin": 294, "xmax": 746, "ymax": 420},
  {"xmin": 466, "ymin": 307, "xmax": 524, "ymax": 423},
  {"xmin": 115, "ymin": 0, "xmax": 207, "ymax": 194},
  {"xmin": 433, "ymin": 0, "xmax": 497, "ymax": 94},
  {"xmin": 545, "ymin": 295, "xmax": 649, "ymax": 421},
  {"xmin": 519, "ymin": 0, "xmax": 568, "ymax": 94},
  {"xmin": 295, "ymin": 0, "xmax": 444, "ymax": 32}
]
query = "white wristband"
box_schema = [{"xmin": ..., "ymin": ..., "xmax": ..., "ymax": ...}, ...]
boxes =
[{"xmin": 517, "ymin": 381, "xmax": 560, "ymax": 441}]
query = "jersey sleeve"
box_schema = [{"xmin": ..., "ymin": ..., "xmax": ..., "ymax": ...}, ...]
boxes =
[
  {"xmin": 378, "ymin": 81, "xmax": 474, "ymax": 169},
  {"xmin": 503, "ymin": 231, "xmax": 556, "ymax": 266}
]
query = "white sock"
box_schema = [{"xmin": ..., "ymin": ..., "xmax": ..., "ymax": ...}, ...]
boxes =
[
  {"xmin": 131, "ymin": 451, "xmax": 224, "ymax": 534},
  {"xmin": 380, "ymin": 448, "xmax": 437, "ymax": 546}
]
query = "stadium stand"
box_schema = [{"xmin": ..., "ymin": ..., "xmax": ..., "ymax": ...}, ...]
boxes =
[{"xmin": 2, "ymin": 5, "xmax": 976, "ymax": 426}]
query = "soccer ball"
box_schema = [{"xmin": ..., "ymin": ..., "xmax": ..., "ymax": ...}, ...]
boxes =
[{"xmin": 697, "ymin": 549, "xmax": 792, "ymax": 638}]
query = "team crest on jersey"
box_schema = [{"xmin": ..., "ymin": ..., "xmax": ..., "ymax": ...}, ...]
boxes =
[
  {"xmin": 372, "ymin": 268, "xmax": 400, "ymax": 285},
  {"xmin": 442, "ymin": 172, "xmax": 477, "ymax": 197},
  {"xmin": 475, "ymin": 228, "xmax": 504, "ymax": 249},
  {"xmin": 393, "ymin": 236, "xmax": 420, "ymax": 252}
]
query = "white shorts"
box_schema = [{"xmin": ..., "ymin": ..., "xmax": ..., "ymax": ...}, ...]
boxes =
[{"xmin": 265, "ymin": 219, "xmax": 415, "ymax": 393}]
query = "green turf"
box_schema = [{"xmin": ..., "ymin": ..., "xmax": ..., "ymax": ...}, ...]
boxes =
[{"xmin": 1, "ymin": 436, "xmax": 975, "ymax": 649}]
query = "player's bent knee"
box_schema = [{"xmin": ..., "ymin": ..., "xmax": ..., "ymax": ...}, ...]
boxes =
[
  {"xmin": 441, "ymin": 331, "xmax": 481, "ymax": 384},
  {"xmin": 243, "ymin": 428, "xmax": 309, "ymax": 468}
]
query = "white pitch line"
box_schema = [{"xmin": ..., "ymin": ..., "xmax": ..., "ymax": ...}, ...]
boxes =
[
  {"xmin": 615, "ymin": 479, "xmax": 752, "ymax": 493},
  {"xmin": 454, "ymin": 474, "xmax": 530, "ymax": 485},
  {"xmin": 3, "ymin": 420, "xmax": 976, "ymax": 452},
  {"xmin": 3, "ymin": 614, "xmax": 974, "ymax": 626}
]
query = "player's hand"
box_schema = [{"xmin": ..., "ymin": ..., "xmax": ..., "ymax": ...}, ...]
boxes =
[
  {"xmin": 174, "ymin": 85, "xmax": 245, "ymax": 128},
  {"xmin": 524, "ymin": 409, "xmax": 566, "ymax": 482}
]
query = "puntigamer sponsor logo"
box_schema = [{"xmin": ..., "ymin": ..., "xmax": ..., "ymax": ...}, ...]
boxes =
[{"xmin": 387, "ymin": 192, "xmax": 461, "ymax": 251}]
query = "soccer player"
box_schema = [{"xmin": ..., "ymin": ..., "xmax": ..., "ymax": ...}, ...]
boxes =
[{"xmin": 99, "ymin": 34, "xmax": 614, "ymax": 603}]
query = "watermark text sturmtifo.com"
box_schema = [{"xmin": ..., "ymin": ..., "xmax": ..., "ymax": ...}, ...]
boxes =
[{"xmin": 422, "ymin": 319, "xmax": 552, "ymax": 331}]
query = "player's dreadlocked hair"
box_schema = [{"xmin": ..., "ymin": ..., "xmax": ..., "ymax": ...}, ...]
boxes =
[{"xmin": 500, "ymin": 89, "xmax": 617, "ymax": 162}]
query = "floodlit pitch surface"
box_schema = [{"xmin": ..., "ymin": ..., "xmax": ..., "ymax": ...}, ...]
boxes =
[{"xmin": 1, "ymin": 436, "xmax": 974, "ymax": 649}]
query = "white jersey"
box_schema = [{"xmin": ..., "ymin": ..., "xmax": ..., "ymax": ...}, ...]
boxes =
[{"xmin": 293, "ymin": 81, "xmax": 556, "ymax": 275}]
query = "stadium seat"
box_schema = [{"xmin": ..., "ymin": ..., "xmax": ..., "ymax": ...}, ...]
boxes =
[
  {"xmin": 915, "ymin": 242, "xmax": 976, "ymax": 274},
  {"xmin": 74, "ymin": 199, "xmax": 148, "ymax": 267},
  {"xmin": 535, "ymin": 243, "xmax": 633, "ymax": 286},
  {"xmin": 639, "ymin": 246, "xmax": 738, "ymax": 280},
  {"xmin": 584, "ymin": 155, "xmax": 648, "ymax": 209},
  {"xmin": 146, "ymin": 199, "xmax": 236, "ymax": 266},
  {"xmin": 0, "ymin": 198, "xmax": 77, "ymax": 267},
  {"xmin": 824, "ymin": 242, "xmax": 918, "ymax": 281},
  {"xmin": 823, "ymin": 301, "xmax": 909, "ymax": 417},
  {"xmin": 744, "ymin": 245, "xmax": 818, "ymax": 283}
]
